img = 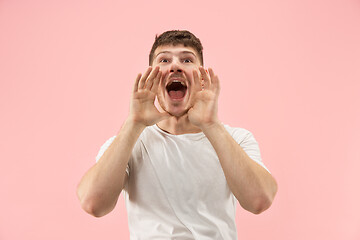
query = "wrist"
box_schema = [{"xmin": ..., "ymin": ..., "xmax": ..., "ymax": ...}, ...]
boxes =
[
  {"xmin": 122, "ymin": 117, "xmax": 147, "ymax": 134},
  {"xmin": 201, "ymin": 119, "xmax": 222, "ymax": 134}
]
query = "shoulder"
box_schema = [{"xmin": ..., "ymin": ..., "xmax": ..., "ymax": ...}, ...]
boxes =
[
  {"xmin": 222, "ymin": 123, "xmax": 255, "ymax": 144},
  {"xmin": 95, "ymin": 135, "xmax": 117, "ymax": 162},
  {"xmin": 223, "ymin": 123, "xmax": 269, "ymax": 171}
]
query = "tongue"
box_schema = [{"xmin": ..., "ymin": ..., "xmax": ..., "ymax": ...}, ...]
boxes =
[{"xmin": 169, "ymin": 90, "xmax": 185, "ymax": 99}]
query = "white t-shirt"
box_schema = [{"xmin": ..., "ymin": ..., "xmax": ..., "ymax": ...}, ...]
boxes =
[{"xmin": 96, "ymin": 124, "xmax": 268, "ymax": 240}]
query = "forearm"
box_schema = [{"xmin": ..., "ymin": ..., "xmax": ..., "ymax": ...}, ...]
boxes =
[
  {"xmin": 203, "ymin": 123, "xmax": 278, "ymax": 214},
  {"xmin": 76, "ymin": 119, "xmax": 145, "ymax": 217}
]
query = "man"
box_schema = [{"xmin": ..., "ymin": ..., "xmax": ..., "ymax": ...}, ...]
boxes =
[{"xmin": 77, "ymin": 30, "xmax": 278, "ymax": 239}]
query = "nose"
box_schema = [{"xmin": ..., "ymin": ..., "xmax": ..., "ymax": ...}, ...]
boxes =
[{"xmin": 169, "ymin": 59, "xmax": 183, "ymax": 73}]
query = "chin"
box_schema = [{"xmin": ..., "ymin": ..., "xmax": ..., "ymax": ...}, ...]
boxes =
[
  {"xmin": 157, "ymin": 95, "xmax": 189, "ymax": 118},
  {"xmin": 166, "ymin": 107, "xmax": 189, "ymax": 118}
]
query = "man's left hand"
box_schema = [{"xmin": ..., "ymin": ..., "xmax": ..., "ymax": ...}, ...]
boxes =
[{"xmin": 187, "ymin": 67, "xmax": 221, "ymax": 130}]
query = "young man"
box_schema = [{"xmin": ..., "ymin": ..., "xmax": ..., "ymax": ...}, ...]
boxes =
[{"xmin": 77, "ymin": 30, "xmax": 278, "ymax": 239}]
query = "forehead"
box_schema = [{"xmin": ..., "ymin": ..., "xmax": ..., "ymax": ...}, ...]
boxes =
[{"xmin": 154, "ymin": 44, "xmax": 199, "ymax": 58}]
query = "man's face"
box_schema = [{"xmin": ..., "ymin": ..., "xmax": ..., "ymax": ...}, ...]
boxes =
[{"xmin": 152, "ymin": 44, "xmax": 202, "ymax": 117}]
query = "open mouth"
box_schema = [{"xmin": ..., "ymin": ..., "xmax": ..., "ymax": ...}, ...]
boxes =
[{"xmin": 166, "ymin": 80, "xmax": 187, "ymax": 100}]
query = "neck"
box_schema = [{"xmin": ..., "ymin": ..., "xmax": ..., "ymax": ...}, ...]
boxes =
[{"xmin": 156, "ymin": 114, "xmax": 202, "ymax": 135}]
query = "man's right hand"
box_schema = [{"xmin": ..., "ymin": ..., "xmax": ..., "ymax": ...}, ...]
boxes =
[
  {"xmin": 128, "ymin": 66, "xmax": 170, "ymax": 127},
  {"xmin": 77, "ymin": 67, "xmax": 168, "ymax": 217}
]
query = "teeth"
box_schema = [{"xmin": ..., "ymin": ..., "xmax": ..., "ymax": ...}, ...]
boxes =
[{"xmin": 171, "ymin": 80, "xmax": 186, "ymax": 87}]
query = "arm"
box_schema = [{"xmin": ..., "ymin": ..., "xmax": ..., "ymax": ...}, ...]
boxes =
[
  {"xmin": 203, "ymin": 123, "xmax": 277, "ymax": 214},
  {"xmin": 76, "ymin": 66, "xmax": 169, "ymax": 217},
  {"xmin": 188, "ymin": 67, "xmax": 278, "ymax": 214}
]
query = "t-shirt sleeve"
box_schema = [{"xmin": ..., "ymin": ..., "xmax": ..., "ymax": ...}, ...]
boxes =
[
  {"xmin": 226, "ymin": 126, "xmax": 270, "ymax": 173},
  {"xmin": 240, "ymin": 131, "xmax": 270, "ymax": 172},
  {"xmin": 95, "ymin": 135, "xmax": 130, "ymax": 176}
]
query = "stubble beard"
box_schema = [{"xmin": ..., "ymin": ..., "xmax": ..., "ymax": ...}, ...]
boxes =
[{"xmin": 156, "ymin": 94, "xmax": 190, "ymax": 118}]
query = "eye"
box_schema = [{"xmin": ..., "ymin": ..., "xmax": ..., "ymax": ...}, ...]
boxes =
[
  {"xmin": 183, "ymin": 59, "xmax": 192, "ymax": 63},
  {"xmin": 160, "ymin": 58, "xmax": 169, "ymax": 63}
]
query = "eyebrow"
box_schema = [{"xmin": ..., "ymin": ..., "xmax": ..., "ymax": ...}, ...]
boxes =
[{"xmin": 155, "ymin": 51, "xmax": 197, "ymax": 58}]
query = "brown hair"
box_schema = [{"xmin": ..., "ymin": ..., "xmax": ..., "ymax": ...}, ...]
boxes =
[{"xmin": 149, "ymin": 30, "xmax": 204, "ymax": 66}]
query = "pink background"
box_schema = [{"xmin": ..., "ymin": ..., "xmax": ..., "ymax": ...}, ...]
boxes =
[{"xmin": 1, "ymin": 0, "xmax": 359, "ymax": 239}]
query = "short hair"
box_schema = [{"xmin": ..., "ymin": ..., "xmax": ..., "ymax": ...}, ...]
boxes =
[{"xmin": 149, "ymin": 30, "xmax": 204, "ymax": 66}]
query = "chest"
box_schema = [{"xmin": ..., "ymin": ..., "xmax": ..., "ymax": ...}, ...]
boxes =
[{"xmin": 129, "ymin": 136, "xmax": 230, "ymax": 202}]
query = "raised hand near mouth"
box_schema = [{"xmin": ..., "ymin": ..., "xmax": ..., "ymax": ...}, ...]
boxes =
[
  {"xmin": 188, "ymin": 66, "xmax": 221, "ymax": 130},
  {"xmin": 129, "ymin": 66, "xmax": 170, "ymax": 128}
]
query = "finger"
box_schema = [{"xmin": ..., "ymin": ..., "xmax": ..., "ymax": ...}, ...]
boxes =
[
  {"xmin": 208, "ymin": 68, "xmax": 220, "ymax": 95},
  {"xmin": 138, "ymin": 66, "xmax": 152, "ymax": 89},
  {"xmin": 208, "ymin": 68, "xmax": 215, "ymax": 79},
  {"xmin": 133, "ymin": 73, "xmax": 142, "ymax": 93},
  {"xmin": 145, "ymin": 66, "xmax": 160, "ymax": 90},
  {"xmin": 208, "ymin": 68, "xmax": 216, "ymax": 89},
  {"xmin": 192, "ymin": 68, "xmax": 202, "ymax": 92},
  {"xmin": 214, "ymin": 75, "xmax": 220, "ymax": 95},
  {"xmin": 185, "ymin": 69, "xmax": 201, "ymax": 110},
  {"xmin": 200, "ymin": 66, "xmax": 211, "ymax": 89},
  {"xmin": 150, "ymin": 70, "xmax": 162, "ymax": 93}
]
